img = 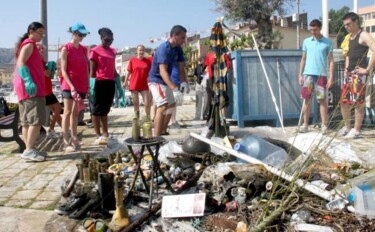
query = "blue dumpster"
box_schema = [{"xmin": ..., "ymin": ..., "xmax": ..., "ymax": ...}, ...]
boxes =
[{"xmin": 227, "ymin": 49, "xmax": 317, "ymax": 128}]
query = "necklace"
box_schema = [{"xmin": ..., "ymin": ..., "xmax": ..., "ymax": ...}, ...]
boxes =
[{"xmin": 350, "ymin": 30, "xmax": 361, "ymax": 40}]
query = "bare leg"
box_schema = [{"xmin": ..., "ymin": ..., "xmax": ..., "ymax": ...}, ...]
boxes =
[
  {"xmin": 22, "ymin": 125, "xmax": 29, "ymax": 148},
  {"xmin": 354, "ymin": 104, "xmax": 365, "ymax": 132},
  {"xmin": 340, "ymin": 104, "xmax": 351, "ymax": 129},
  {"xmin": 62, "ymin": 98, "xmax": 73, "ymax": 145},
  {"xmin": 100, "ymin": 115, "xmax": 109, "ymax": 137},
  {"xmin": 163, "ymin": 103, "xmax": 175, "ymax": 133},
  {"xmin": 154, "ymin": 104, "xmax": 167, "ymax": 136},
  {"xmin": 302, "ymin": 99, "xmax": 311, "ymax": 126},
  {"xmin": 24, "ymin": 125, "xmax": 41, "ymax": 151},
  {"xmin": 70, "ymin": 101, "xmax": 79, "ymax": 143},
  {"xmin": 132, "ymin": 90, "xmax": 140, "ymax": 114},
  {"xmin": 48, "ymin": 102, "xmax": 62, "ymax": 131},
  {"xmin": 319, "ymin": 99, "xmax": 328, "ymax": 126},
  {"xmin": 92, "ymin": 115, "xmax": 101, "ymax": 138},
  {"xmin": 141, "ymin": 90, "xmax": 151, "ymax": 117}
]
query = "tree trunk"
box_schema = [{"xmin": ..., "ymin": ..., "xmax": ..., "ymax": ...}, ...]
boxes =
[{"xmin": 256, "ymin": 16, "xmax": 273, "ymax": 49}]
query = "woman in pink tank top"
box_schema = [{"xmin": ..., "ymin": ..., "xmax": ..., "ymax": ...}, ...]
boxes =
[
  {"xmin": 14, "ymin": 22, "xmax": 47, "ymax": 162},
  {"xmin": 60, "ymin": 22, "xmax": 90, "ymax": 152}
]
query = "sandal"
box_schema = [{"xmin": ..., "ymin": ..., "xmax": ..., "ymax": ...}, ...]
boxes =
[{"xmin": 72, "ymin": 140, "xmax": 82, "ymax": 150}]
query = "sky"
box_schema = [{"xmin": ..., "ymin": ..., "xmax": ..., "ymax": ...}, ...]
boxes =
[{"xmin": 1, "ymin": 0, "xmax": 374, "ymax": 58}]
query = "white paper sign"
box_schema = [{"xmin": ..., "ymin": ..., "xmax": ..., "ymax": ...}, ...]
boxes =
[{"xmin": 162, "ymin": 193, "xmax": 206, "ymax": 218}]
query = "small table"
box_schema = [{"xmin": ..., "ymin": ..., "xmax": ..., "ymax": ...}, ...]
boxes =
[{"xmin": 124, "ymin": 137, "xmax": 175, "ymax": 209}]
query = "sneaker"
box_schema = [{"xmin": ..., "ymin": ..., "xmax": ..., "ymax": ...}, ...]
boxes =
[
  {"xmin": 298, "ymin": 125, "xmax": 309, "ymax": 133},
  {"xmin": 21, "ymin": 149, "xmax": 46, "ymax": 162},
  {"xmin": 169, "ymin": 122, "xmax": 181, "ymax": 129},
  {"xmin": 344, "ymin": 129, "xmax": 361, "ymax": 139},
  {"xmin": 321, "ymin": 125, "xmax": 328, "ymax": 134},
  {"xmin": 47, "ymin": 130, "xmax": 60, "ymax": 139},
  {"xmin": 338, "ymin": 126, "xmax": 350, "ymax": 136}
]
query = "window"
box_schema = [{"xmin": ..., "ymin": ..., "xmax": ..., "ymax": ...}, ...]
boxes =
[
  {"xmin": 372, "ymin": 26, "xmax": 375, "ymax": 32},
  {"xmin": 366, "ymin": 26, "xmax": 371, "ymax": 32}
]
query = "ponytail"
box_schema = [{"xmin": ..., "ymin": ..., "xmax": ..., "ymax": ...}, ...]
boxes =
[{"xmin": 15, "ymin": 22, "xmax": 45, "ymax": 57}]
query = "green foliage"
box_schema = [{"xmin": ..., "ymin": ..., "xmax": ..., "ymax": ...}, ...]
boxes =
[
  {"xmin": 183, "ymin": 45, "xmax": 193, "ymax": 71},
  {"xmin": 228, "ymin": 34, "xmax": 254, "ymax": 51},
  {"xmin": 212, "ymin": 0, "xmax": 293, "ymax": 49},
  {"xmin": 328, "ymin": 6, "xmax": 350, "ymax": 47}
]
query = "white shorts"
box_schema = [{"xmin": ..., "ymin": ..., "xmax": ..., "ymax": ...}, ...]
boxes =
[{"xmin": 148, "ymin": 83, "xmax": 175, "ymax": 107}]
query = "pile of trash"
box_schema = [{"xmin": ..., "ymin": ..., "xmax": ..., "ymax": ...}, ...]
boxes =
[{"xmin": 48, "ymin": 132, "xmax": 375, "ymax": 232}]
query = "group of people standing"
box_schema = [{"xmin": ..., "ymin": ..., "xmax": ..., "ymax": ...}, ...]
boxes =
[
  {"xmin": 13, "ymin": 22, "xmax": 194, "ymax": 162},
  {"xmin": 14, "ymin": 21, "xmax": 125, "ymax": 161},
  {"xmin": 299, "ymin": 12, "xmax": 375, "ymax": 139}
]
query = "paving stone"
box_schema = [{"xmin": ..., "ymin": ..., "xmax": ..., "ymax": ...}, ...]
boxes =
[
  {"xmin": 8, "ymin": 162, "xmax": 33, "ymax": 170},
  {"xmin": 9, "ymin": 175, "xmax": 32, "ymax": 183},
  {"xmin": 0, "ymin": 190, "xmax": 16, "ymax": 198},
  {"xmin": 18, "ymin": 169, "xmax": 39, "ymax": 178},
  {"xmin": 11, "ymin": 190, "xmax": 40, "ymax": 200},
  {"xmin": 4, "ymin": 199, "xmax": 30, "ymax": 207},
  {"xmin": 35, "ymin": 191, "xmax": 61, "ymax": 201},
  {"xmin": 0, "ymin": 176, "xmax": 12, "ymax": 185},
  {"xmin": 0, "ymin": 182, "xmax": 24, "ymax": 191},
  {"xmin": 31, "ymin": 174, "xmax": 56, "ymax": 182},
  {"xmin": 23, "ymin": 180, "xmax": 49, "ymax": 190},
  {"xmin": 0, "ymin": 197, "xmax": 8, "ymax": 205},
  {"xmin": 0, "ymin": 160, "xmax": 17, "ymax": 169},
  {"xmin": 29, "ymin": 200, "xmax": 56, "ymax": 209},
  {"xmin": 0, "ymin": 168, "xmax": 22, "ymax": 175}
]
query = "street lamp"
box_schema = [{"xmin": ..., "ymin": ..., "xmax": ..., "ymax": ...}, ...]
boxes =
[{"xmin": 40, "ymin": 0, "xmax": 48, "ymax": 60}]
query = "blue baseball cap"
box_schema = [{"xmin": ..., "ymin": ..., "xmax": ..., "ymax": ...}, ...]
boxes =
[{"xmin": 71, "ymin": 23, "xmax": 89, "ymax": 34}]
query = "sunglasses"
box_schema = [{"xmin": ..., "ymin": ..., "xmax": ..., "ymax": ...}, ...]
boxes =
[
  {"xmin": 104, "ymin": 38, "xmax": 113, "ymax": 43},
  {"xmin": 77, "ymin": 32, "xmax": 87, "ymax": 38}
]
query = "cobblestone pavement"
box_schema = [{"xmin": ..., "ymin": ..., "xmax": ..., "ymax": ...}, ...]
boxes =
[{"xmin": 0, "ymin": 95, "xmax": 374, "ymax": 231}]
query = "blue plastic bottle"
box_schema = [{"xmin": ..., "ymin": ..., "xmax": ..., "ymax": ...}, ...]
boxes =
[{"xmin": 233, "ymin": 135, "xmax": 289, "ymax": 167}]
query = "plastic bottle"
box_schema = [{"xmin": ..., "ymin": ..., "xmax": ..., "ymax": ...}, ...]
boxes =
[
  {"xmin": 310, "ymin": 180, "xmax": 334, "ymax": 191},
  {"xmin": 326, "ymin": 198, "xmax": 348, "ymax": 210},
  {"xmin": 233, "ymin": 135, "xmax": 288, "ymax": 166}
]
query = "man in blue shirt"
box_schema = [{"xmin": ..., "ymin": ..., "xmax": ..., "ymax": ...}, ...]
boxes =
[
  {"xmin": 298, "ymin": 19, "xmax": 334, "ymax": 133},
  {"xmin": 148, "ymin": 25, "xmax": 188, "ymax": 136}
]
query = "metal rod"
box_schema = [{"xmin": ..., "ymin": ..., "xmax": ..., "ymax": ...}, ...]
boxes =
[{"xmin": 190, "ymin": 132, "xmax": 336, "ymax": 201}]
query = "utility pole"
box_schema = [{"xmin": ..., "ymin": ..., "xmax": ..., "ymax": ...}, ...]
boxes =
[
  {"xmin": 297, "ymin": 0, "xmax": 300, "ymax": 49},
  {"xmin": 40, "ymin": 0, "xmax": 48, "ymax": 60},
  {"xmin": 322, "ymin": 0, "xmax": 329, "ymax": 38}
]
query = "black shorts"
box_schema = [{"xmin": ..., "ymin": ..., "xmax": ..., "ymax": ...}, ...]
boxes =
[
  {"xmin": 61, "ymin": 90, "xmax": 86, "ymax": 100},
  {"xmin": 45, "ymin": 94, "xmax": 58, "ymax": 105},
  {"xmin": 91, "ymin": 80, "xmax": 115, "ymax": 116}
]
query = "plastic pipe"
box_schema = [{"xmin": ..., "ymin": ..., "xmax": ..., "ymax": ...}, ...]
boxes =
[{"xmin": 190, "ymin": 132, "xmax": 336, "ymax": 201}]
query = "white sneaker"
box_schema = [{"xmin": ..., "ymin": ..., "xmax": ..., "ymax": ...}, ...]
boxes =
[
  {"xmin": 344, "ymin": 129, "xmax": 360, "ymax": 139},
  {"xmin": 321, "ymin": 125, "xmax": 328, "ymax": 134},
  {"xmin": 21, "ymin": 149, "xmax": 46, "ymax": 162},
  {"xmin": 298, "ymin": 125, "xmax": 309, "ymax": 133},
  {"xmin": 47, "ymin": 130, "xmax": 60, "ymax": 139},
  {"xmin": 169, "ymin": 122, "xmax": 181, "ymax": 129},
  {"xmin": 338, "ymin": 126, "xmax": 350, "ymax": 136}
]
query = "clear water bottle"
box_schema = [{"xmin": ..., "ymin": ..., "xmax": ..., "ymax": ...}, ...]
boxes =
[{"xmin": 234, "ymin": 135, "xmax": 288, "ymax": 166}]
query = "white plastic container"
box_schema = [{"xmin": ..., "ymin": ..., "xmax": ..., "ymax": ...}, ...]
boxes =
[{"xmin": 352, "ymin": 185, "xmax": 375, "ymax": 219}]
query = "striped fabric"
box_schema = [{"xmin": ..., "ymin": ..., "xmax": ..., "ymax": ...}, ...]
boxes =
[{"xmin": 209, "ymin": 20, "xmax": 230, "ymax": 109}]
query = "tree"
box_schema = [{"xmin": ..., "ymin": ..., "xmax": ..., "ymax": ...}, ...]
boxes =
[
  {"xmin": 327, "ymin": 6, "xmax": 350, "ymax": 48},
  {"xmin": 213, "ymin": 0, "xmax": 292, "ymax": 49}
]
